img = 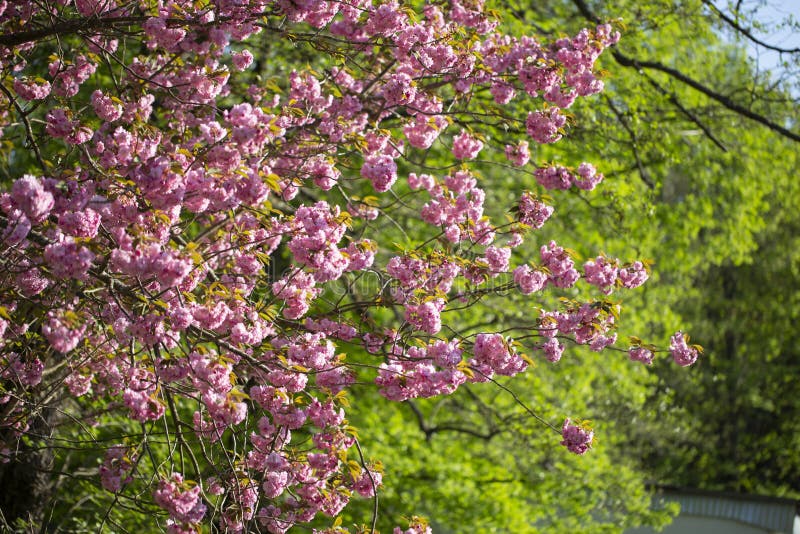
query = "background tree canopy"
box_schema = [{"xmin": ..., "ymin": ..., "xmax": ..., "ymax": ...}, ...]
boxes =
[{"xmin": 340, "ymin": 0, "xmax": 800, "ymax": 530}]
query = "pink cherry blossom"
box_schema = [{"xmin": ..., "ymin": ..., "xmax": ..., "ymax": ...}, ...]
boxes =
[
  {"xmin": 452, "ymin": 130, "xmax": 484, "ymax": 160},
  {"xmin": 629, "ymin": 346, "xmax": 654, "ymax": 365},
  {"xmin": 670, "ymin": 331, "xmax": 700, "ymax": 367},
  {"xmin": 13, "ymin": 77, "xmax": 51, "ymax": 100},
  {"xmin": 0, "ymin": 2, "xmax": 696, "ymax": 529},
  {"xmin": 561, "ymin": 419, "xmax": 593, "ymax": 455},
  {"xmin": 361, "ymin": 154, "xmax": 398, "ymax": 192},
  {"xmin": 505, "ymin": 141, "xmax": 530, "ymax": 166}
]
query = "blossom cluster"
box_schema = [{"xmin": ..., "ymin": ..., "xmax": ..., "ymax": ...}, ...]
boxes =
[
  {"xmin": 534, "ymin": 162, "xmax": 605, "ymax": 191},
  {"xmin": 561, "ymin": 419, "xmax": 594, "ymax": 455},
  {"xmin": 0, "ymin": 0, "xmax": 695, "ymax": 531}
]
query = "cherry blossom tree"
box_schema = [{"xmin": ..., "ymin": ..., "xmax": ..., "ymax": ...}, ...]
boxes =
[{"xmin": 0, "ymin": 0, "xmax": 699, "ymax": 531}]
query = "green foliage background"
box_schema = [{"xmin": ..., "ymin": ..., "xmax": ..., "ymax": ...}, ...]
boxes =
[{"xmin": 338, "ymin": 0, "xmax": 800, "ymax": 531}]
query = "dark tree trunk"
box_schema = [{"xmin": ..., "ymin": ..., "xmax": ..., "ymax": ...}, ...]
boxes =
[{"xmin": 0, "ymin": 406, "xmax": 59, "ymax": 530}]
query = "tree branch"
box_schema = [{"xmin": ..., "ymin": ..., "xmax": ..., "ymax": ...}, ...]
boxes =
[
  {"xmin": 0, "ymin": 83, "xmax": 47, "ymax": 172},
  {"xmin": 570, "ymin": 0, "xmax": 800, "ymax": 144},
  {"xmin": 641, "ymin": 72, "xmax": 728, "ymax": 152},
  {"xmin": 700, "ymin": 0, "xmax": 800, "ymax": 55},
  {"xmin": 0, "ymin": 16, "xmax": 146, "ymax": 48},
  {"xmin": 603, "ymin": 95, "xmax": 656, "ymax": 187},
  {"xmin": 404, "ymin": 400, "xmax": 501, "ymax": 441}
]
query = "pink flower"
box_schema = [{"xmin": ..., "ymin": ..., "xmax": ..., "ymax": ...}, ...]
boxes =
[
  {"xmin": 408, "ymin": 172, "xmax": 435, "ymax": 191},
  {"xmin": 404, "ymin": 299, "xmax": 445, "ymax": 335},
  {"xmin": 67, "ymin": 126, "xmax": 93, "ymax": 145},
  {"xmin": 526, "ymin": 108, "xmax": 567, "ymax": 144},
  {"xmin": 65, "ymin": 372, "xmax": 93, "ymax": 397},
  {"xmin": 123, "ymin": 388, "xmax": 165, "ymax": 422},
  {"xmin": 583, "ymin": 256, "xmax": 618, "ymax": 294},
  {"xmin": 450, "ymin": 0, "xmax": 497, "ymax": 33},
  {"xmin": 534, "ymin": 165, "xmax": 573, "ymax": 190},
  {"xmin": 41, "ymin": 309, "xmax": 87, "ymax": 353},
  {"xmin": 365, "ymin": 1, "xmax": 408, "ymax": 36},
  {"xmin": 382, "ymin": 72, "xmax": 416, "ymax": 106},
  {"xmin": 143, "ymin": 17, "xmax": 186, "ymax": 50},
  {"xmin": 44, "ymin": 237, "xmax": 95, "ymax": 279},
  {"xmin": 353, "ymin": 468, "xmax": 383, "ymax": 498},
  {"xmin": 452, "ymin": 130, "xmax": 483, "ymax": 160},
  {"xmin": 669, "ymin": 331, "xmax": 699, "ymax": 367},
  {"xmin": 3, "ymin": 212, "xmax": 31, "ymax": 245},
  {"xmin": 45, "ymin": 108, "xmax": 91, "ymax": 144},
  {"xmin": 13, "ymin": 77, "xmax": 51, "ymax": 100},
  {"xmin": 11, "ymin": 175, "xmax": 53, "ymax": 223},
  {"xmin": 50, "ymin": 55, "xmax": 97, "ymax": 97},
  {"xmin": 153, "ymin": 473, "xmax": 207, "ymax": 524},
  {"xmin": 306, "ymin": 157, "xmax": 340, "ymax": 191},
  {"xmin": 91, "ymin": 90, "xmax": 123, "ymax": 122},
  {"xmin": 540, "ymin": 240, "xmax": 579, "ymax": 288},
  {"xmin": 541, "ymin": 338, "xmax": 564, "ymax": 363},
  {"xmin": 629, "ymin": 346, "xmax": 654, "ymax": 365},
  {"xmin": 513, "ymin": 265, "xmax": 547, "ymax": 294},
  {"xmin": 2, "ymin": 353, "xmax": 44, "ymax": 387},
  {"xmin": 75, "ymin": 0, "xmax": 117, "ymax": 16},
  {"xmin": 361, "ymin": 154, "xmax": 398, "ymax": 192},
  {"xmin": 15, "ymin": 268, "xmax": 49, "ymax": 297},
  {"xmin": 589, "ymin": 333, "xmax": 616, "ymax": 352},
  {"xmin": 99, "ymin": 445, "xmax": 136, "ymax": 493},
  {"xmin": 561, "ymin": 418, "xmax": 593, "ymax": 454},
  {"xmin": 619, "ymin": 261, "xmax": 649, "ymax": 289},
  {"xmin": 403, "ymin": 115, "xmax": 447, "ymax": 149},
  {"xmin": 484, "ymin": 246, "xmax": 510, "ymax": 274},
  {"xmin": 45, "ymin": 108, "xmax": 76, "ymax": 138},
  {"xmin": 491, "ymin": 81, "xmax": 516, "ymax": 104},
  {"xmin": 272, "ymin": 269, "xmax": 320, "ymax": 319},
  {"xmin": 517, "ymin": 192, "xmax": 553, "ymax": 229},
  {"xmin": 343, "ymin": 240, "xmax": 376, "ymax": 271},
  {"xmin": 471, "ymin": 333, "xmax": 526, "ymax": 378},
  {"xmin": 505, "ymin": 141, "xmax": 530, "ymax": 166},
  {"xmin": 58, "ymin": 208, "xmax": 101, "ymax": 238},
  {"xmin": 262, "ymin": 471, "xmax": 290, "ymax": 499},
  {"xmin": 232, "ymin": 50, "xmax": 254, "ymax": 70},
  {"xmin": 573, "ymin": 162, "xmax": 604, "ymax": 191}
]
